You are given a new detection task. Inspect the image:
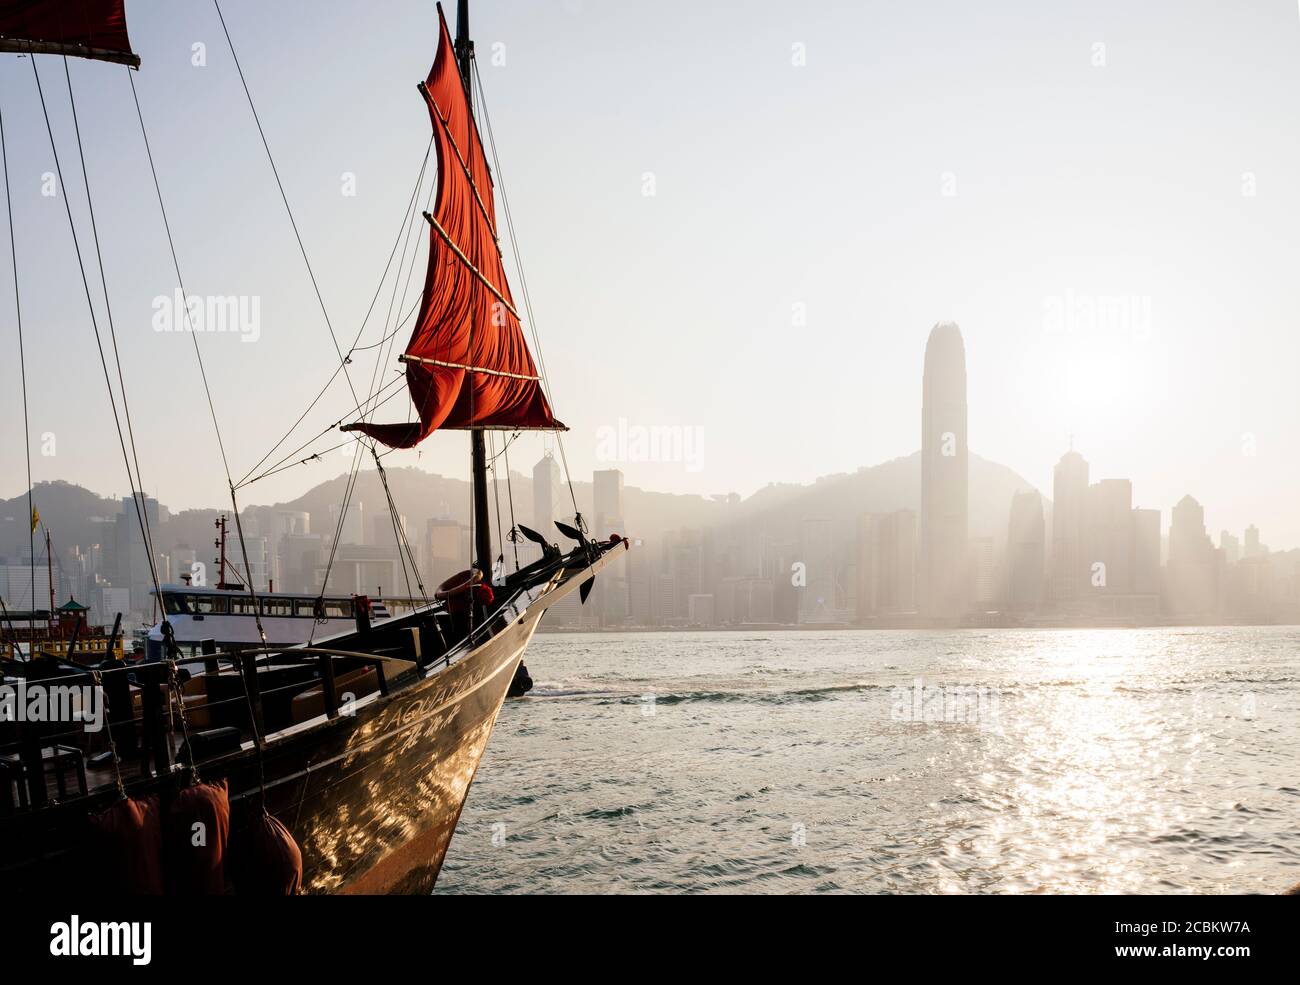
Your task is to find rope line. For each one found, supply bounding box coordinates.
[473,62,580,521]
[503,431,520,571]
[212,0,362,411]
[30,53,161,604]
[0,92,36,643]
[127,68,233,485]
[237,136,433,487]
[66,58,161,602]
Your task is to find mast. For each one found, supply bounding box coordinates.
[45,528,54,628]
[456,0,493,577]
[214,514,237,590]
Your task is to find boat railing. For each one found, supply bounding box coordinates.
[0,563,568,814]
[0,639,422,812]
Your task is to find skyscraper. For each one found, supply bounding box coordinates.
[857,509,917,620]
[113,493,161,617]
[328,500,365,548]
[919,321,968,618]
[424,517,464,583]
[1007,491,1045,612]
[1167,495,1221,616]
[1220,529,1241,565]
[1050,449,1089,605]
[970,536,996,608]
[592,469,625,539]
[1244,524,1265,558]
[592,469,628,625]
[799,517,836,624]
[1085,478,1133,594]
[532,453,561,537]
[1132,508,1162,596]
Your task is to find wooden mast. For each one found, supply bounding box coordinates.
[456,0,493,578]
[45,528,54,628]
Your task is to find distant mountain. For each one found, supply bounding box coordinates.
[251,466,729,546]
[730,451,1045,548]
[0,481,121,560]
[0,453,1044,561]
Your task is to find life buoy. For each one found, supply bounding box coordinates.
[434,568,482,602]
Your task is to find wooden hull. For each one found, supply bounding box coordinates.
[0,540,628,895]
[276,600,539,894]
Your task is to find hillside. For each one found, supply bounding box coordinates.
[0,452,1045,560]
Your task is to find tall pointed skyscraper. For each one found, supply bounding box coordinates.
[920,322,968,618]
[532,453,561,537]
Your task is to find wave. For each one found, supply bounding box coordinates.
[527,683,621,698]
[591,680,893,706]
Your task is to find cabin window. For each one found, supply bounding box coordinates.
[294,599,320,618]
[231,597,258,615]
[163,593,192,615]
[263,598,294,617]
[319,599,352,618]
[191,595,228,615]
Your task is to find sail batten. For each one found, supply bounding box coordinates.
[347,8,560,449]
[423,210,519,319]
[0,0,140,67]
[398,354,540,382]
[423,83,501,254]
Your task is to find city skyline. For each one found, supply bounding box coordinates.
[5,320,1294,631]
[3,0,1298,914]
[1,1,1297,550]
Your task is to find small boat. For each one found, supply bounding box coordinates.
[0,0,627,894]
[146,584,397,653]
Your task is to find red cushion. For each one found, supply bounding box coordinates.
[164,778,230,895]
[88,794,164,894]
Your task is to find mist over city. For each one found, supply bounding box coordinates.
[0,0,1296,945]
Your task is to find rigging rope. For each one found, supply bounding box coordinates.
[65,57,162,585]
[313,439,367,636]
[237,136,434,487]
[212,0,403,616]
[372,447,427,605]
[210,1,436,623]
[127,68,233,487]
[241,375,407,487]
[503,431,520,570]
[489,430,505,577]
[313,153,437,597]
[0,94,35,644]
[29,54,162,604]
[473,62,581,525]
[212,0,363,411]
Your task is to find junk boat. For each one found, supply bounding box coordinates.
[0,0,627,893]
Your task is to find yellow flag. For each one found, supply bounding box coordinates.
[30,507,39,533]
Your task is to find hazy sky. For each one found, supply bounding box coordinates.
[2,0,1298,547]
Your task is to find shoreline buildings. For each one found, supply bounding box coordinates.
[4,328,1296,630]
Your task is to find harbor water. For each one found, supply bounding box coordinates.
[437,628,1300,894]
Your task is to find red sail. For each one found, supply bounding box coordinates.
[0,0,139,67]
[349,9,560,448]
